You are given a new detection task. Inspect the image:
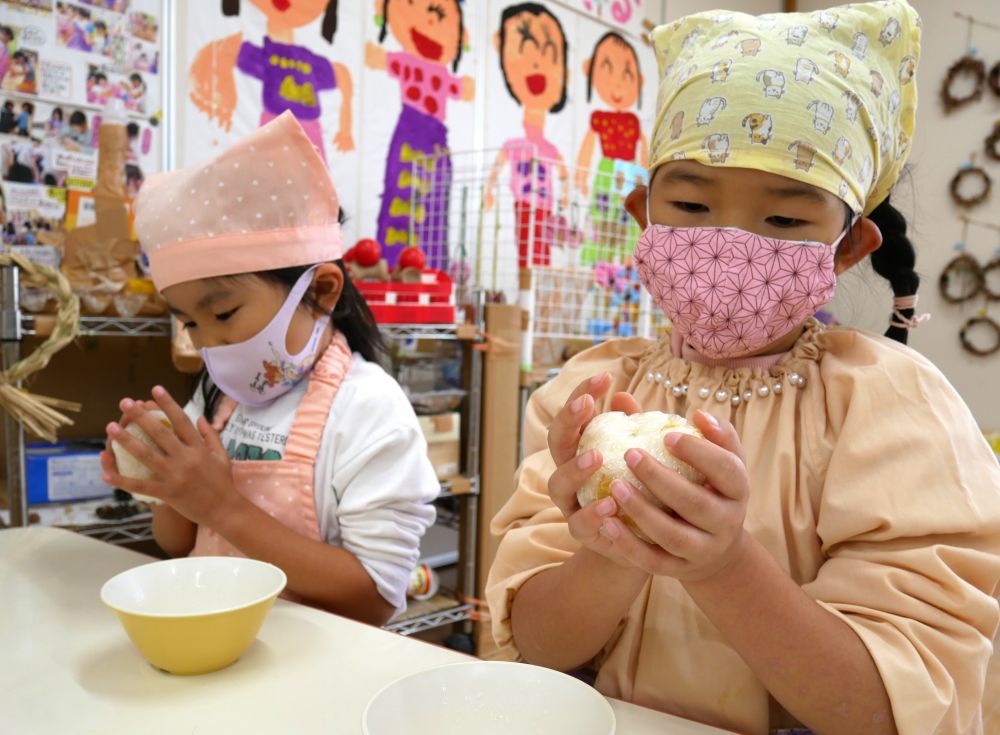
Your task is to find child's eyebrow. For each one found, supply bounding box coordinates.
[763,183,829,204]
[194,290,233,311]
[659,168,714,186]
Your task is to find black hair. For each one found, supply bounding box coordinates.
[126,121,139,137]
[586,31,641,108]
[0,25,14,41]
[197,211,386,421]
[21,101,33,113]
[3,101,13,110]
[379,0,465,73]
[94,20,107,32]
[69,110,87,126]
[869,197,919,345]
[498,3,569,114]
[222,0,339,44]
[130,72,144,84]
[841,196,919,345]
[51,107,64,120]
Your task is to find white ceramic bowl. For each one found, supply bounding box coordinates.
[100,556,286,675]
[363,661,616,735]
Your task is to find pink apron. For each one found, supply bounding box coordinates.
[190,334,353,602]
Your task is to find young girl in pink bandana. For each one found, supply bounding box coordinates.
[487,2,1000,733]
[102,112,439,625]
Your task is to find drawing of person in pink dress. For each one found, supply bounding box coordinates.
[484,3,570,269]
[365,0,474,269]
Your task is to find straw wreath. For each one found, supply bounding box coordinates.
[0,252,81,442]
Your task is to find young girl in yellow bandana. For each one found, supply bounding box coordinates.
[486,2,1000,733]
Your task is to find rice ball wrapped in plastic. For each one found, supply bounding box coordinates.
[576,411,705,542]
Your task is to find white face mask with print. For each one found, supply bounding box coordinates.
[201,267,330,407]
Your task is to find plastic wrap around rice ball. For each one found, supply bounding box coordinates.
[111,409,173,505]
[576,412,705,542]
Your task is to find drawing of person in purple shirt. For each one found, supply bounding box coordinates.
[188,0,353,164]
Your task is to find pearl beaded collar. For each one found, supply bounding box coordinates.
[644,370,808,407]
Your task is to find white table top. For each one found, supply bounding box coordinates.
[0,527,732,734]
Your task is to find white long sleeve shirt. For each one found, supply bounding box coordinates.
[185,353,438,613]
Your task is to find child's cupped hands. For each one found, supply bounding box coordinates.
[547,373,751,583]
[605,406,751,583]
[100,386,236,527]
[547,373,648,569]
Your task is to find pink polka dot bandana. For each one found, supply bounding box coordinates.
[635,225,837,358]
[134,111,343,291]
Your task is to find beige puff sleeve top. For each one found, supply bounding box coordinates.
[486,321,1000,735]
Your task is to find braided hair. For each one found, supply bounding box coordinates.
[868,197,919,345]
[839,195,920,345]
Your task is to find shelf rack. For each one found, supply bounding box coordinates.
[2,267,486,638]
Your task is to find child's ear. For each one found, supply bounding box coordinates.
[625,185,648,228]
[493,30,500,53]
[462,26,469,51]
[582,57,591,77]
[312,263,345,312]
[834,217,882,275]
[375,0,386,18]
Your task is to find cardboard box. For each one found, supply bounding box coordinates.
[26,442,115,504]
[418,413,461,480]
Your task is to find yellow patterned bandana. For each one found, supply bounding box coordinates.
[650,0,921,215]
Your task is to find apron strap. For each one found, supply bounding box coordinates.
[282,331,353,463]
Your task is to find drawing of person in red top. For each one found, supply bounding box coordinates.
[188,0,354,164]
[484,3,570,270]
[365,0,474,269]
[575,31,648,264]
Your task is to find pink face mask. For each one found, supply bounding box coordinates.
[635,216,847,359]
[202,267,330,407]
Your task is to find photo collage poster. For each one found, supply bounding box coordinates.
[1,0,163,248]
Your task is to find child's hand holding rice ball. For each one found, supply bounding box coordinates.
[576,411,704,542]
[548,372,750,582]
[108,407,173,504]
[100,387,237,526]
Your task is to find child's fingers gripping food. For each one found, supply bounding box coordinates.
[148,385,205,447]
[109,407,175,504]
[576,411,704,543]
[546,373,614,469]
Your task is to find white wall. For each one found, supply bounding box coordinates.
[664,0,781,20]
[793,0,1000,429]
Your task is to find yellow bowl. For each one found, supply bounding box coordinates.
[100,556,286,676]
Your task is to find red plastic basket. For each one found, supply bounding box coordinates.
[355,269,456,324]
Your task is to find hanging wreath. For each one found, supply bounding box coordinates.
[941,55,986,112]
[949,165,992,208]
[983,256,1000,301]
[959,315,1000,357]
[938,251,984,303]
[0,252,81,441]
[990,60,1000,97]
[985,121,1000,162]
